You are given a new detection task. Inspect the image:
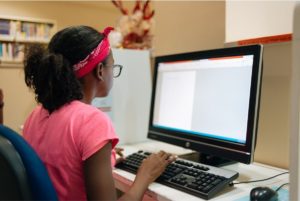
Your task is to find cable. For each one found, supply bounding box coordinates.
[229,172,289,186]
[275,182,289,192]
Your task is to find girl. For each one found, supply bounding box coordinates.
[23,25,175,201]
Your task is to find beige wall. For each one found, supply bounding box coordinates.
[226,1,295,42]
[0,68,36,132]
[153,1,225,56]
[254,43,291,169]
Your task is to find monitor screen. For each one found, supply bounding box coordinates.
[148,45,263,165]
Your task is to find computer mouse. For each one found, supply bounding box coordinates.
[250,186,278,201]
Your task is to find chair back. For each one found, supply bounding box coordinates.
[0,125,58,200]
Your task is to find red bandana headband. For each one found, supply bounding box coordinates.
[73,27,114,78]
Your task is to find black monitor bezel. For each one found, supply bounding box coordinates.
[148,44,263,164]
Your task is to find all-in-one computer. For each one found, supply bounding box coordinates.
[116,44,263,199]
[148,44,263,165]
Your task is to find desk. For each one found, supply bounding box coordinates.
[113,140,289,201]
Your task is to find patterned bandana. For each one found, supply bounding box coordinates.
[73,27,114,78]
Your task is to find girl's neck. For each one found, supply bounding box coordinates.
[79,72,100,105]
[81,90,95,105]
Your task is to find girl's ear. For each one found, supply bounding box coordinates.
[95,63,104,81]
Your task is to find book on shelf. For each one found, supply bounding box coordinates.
[18,22,53,41]
[0,19,10,35]
[0,43,2,57]
[0,19,54,42]
[2,43,7,59]
[0,42,25,62]
[0,17,55,65]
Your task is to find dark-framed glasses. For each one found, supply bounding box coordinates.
[113,64,123,78]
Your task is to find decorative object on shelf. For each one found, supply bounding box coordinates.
[0,16,56,67]
[111,0,155,50]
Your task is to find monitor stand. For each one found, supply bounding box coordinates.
[178,152,236,167]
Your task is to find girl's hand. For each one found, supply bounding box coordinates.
[135,150,177,185]
[115,147,125,164]
[122,150,177,201]
[0,89,3,105]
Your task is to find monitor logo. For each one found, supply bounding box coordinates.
[185,142,190,148]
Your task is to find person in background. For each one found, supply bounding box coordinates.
[0,89,3,124]
[22,25,176,201]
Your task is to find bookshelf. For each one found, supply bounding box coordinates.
[0,15,56,67]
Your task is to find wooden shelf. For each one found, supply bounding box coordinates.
[0,15,56,25]
[0,35,14,42]
[0,35,50,44]
[0,15,56,67]
[0,60,23,68]
[14,37,50,44]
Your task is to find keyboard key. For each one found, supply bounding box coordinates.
[212,179,223,185]
[194,165,210,171]
[187,183,198,190]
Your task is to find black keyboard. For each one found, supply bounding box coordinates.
[115,150,239,200]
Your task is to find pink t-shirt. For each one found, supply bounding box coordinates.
[23,100,119,200]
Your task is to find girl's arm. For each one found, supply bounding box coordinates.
[84,142,175,201]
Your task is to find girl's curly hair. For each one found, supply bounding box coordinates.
[24,26,104,113]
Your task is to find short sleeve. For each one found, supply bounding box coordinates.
[76,110,119,161]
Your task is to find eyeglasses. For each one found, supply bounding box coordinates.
[113,64,123,78]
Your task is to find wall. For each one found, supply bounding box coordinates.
[254,43,291,168]
[226,1,295,42]
[0,68,36,131]
[153,1,225,56]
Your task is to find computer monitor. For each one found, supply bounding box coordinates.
[148,45,263,166]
